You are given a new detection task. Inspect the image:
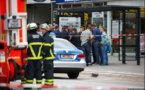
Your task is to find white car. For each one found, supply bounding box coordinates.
[53,38,86,79]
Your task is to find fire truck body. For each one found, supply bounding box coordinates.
[0,0,28,82]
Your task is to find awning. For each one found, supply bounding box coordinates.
[57,5,140,13]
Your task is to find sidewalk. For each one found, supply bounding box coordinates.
[81,56,145,82]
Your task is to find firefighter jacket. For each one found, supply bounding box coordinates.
[42,32,55,60]
[27,32,43,60]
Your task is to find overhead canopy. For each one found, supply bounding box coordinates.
[57,5,140,13]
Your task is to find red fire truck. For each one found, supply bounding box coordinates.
[0,0,28,83]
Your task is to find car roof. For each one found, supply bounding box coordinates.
[54,38,68,41]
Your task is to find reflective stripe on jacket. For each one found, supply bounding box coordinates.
[42,32,55,60]
[27,32,43,60]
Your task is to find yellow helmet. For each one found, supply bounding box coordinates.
[27,23,38,31]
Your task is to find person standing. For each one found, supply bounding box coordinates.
[41,24,55,85]
[100,27,109,66]
[93,25,103,65]
[49,24,54,32]
[80,26,93,66]
[68,24,73,34]
[69,28,79,47]
[21,23,43,85]
[77,26,84,50]
[91,25,96,64]
[60,26,70,40]
[54,26,60,38]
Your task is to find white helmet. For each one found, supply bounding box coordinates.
[27,23,38,31]
[41,23,50,31]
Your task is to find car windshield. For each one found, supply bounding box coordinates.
[54,39,77,49]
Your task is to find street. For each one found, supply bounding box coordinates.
[7,73,144,90]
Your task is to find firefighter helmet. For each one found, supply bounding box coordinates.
[27,23,38,31]
[41,23,50,31]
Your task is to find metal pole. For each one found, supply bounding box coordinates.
[6,0,10,46]
[119,14,120,61]
[122,10,126,64]
[51,2,53,24]
[136,9,140,65]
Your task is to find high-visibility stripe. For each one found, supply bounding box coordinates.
[28,57,43,60]
[44,57,55,60]
[21,78,27,84]
[50,49,55,59]
[43,42,54,46]
[43,43,51,46]
[38,44,43,57]
[45,79,54,82]
[29,42,43,45]
[28,42,43,59]
[29,45,36,57]
[42,51,46,55]
[26,80,33,83]
[44,82,54,85]
[36,80,42,83]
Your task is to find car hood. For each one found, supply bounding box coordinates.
[54,48,83,54]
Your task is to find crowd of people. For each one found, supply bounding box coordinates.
[36,22,111,67]
[21,22,111,86]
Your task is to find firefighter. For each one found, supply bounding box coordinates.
[21,23,43,85]
[41,23,55,85]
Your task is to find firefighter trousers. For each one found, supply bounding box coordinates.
[25,60,42,84]
[43,60,54,85]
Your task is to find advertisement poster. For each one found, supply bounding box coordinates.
[140,35,145,53]
[112,20,122,38]
[59,17,81,31]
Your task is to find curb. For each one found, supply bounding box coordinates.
[80,72,144,82]
[0,83,128,90]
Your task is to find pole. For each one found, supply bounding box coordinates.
[136,9,140,65]
[122,10,126,64]
[107,11,112,55]
[6,0,10,46]
[51,2,53,24]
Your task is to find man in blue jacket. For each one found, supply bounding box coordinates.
[93,25,103,65]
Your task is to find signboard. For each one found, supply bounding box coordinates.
[92,12,104,18]
[112,20,122,38]
[59,17,81,31]
[8,19,21,29]
[27,0,51,4]
[53,10,57,22]
[56,0,105,3]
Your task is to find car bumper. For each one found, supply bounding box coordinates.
[54,58,86,73]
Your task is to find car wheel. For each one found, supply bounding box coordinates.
[67,72,79,79]
[9,59,18,81]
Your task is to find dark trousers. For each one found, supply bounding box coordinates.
[81,43,91,65]
[26,60,42,84]
[43,60,54,85]
[94,41,103,64]
[92,42,96,63]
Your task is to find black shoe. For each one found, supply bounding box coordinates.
[92,62,96,64]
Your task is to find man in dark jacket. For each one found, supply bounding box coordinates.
[69,28,79,47]
[21,23,43,85]
[54,26,60,38]
[60,26,70,40]
[41,24,55,85]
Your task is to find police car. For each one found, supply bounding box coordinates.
[54,38,86,79]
